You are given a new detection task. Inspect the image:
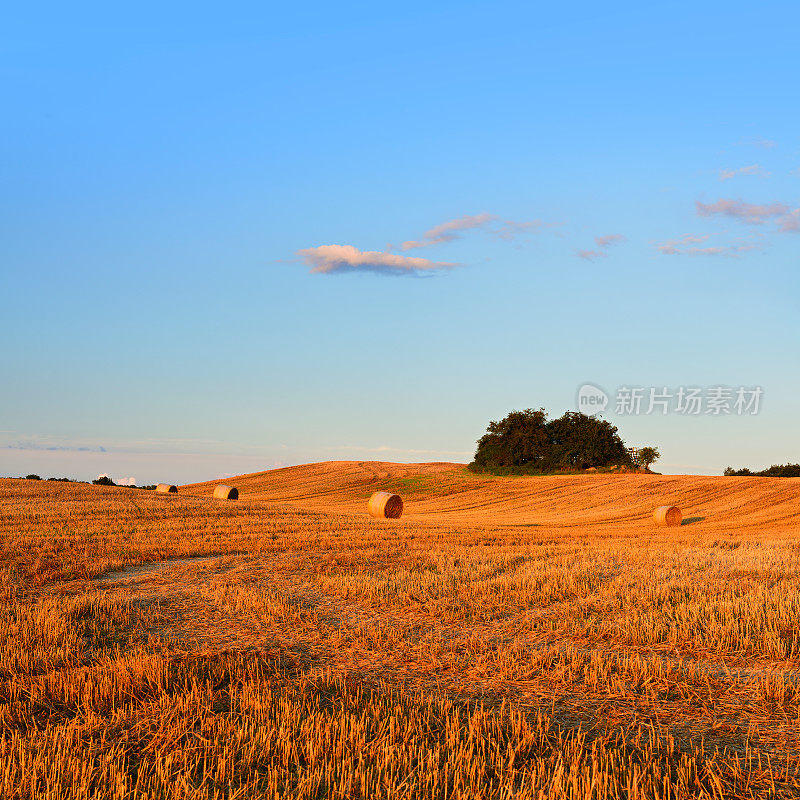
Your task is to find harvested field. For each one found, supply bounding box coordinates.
[0,461,799,798]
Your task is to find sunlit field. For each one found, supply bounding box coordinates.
[1,462,799,798]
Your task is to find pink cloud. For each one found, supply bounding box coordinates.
[401,213,552,250]
[576,234,625,260]
[696,198,789,224]
[296,244,456,276]
[401,213,497,250]
[686,247,729,256]
[655,233,762,257]
[594,234,626,248]
[719,164,770,181]
[696,197,800,232]
[778,209,800,232]
[491,219,544,240]
[657,234,711,254]
[577,249,607,261]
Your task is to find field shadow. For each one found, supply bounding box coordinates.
[681,516,706,525]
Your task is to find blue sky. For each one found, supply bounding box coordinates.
[1,1,798,484]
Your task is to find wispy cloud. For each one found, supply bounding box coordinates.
[719,164,770,181]
[686,245,757,256]
[401,213,497,250]
[655,233,710,254]
[778,209,800,232]
[400,213,550,250]
[4,440,107,452]
[576,233,625,260]
[490,219,545,240]
[296,245,456,276]
[576,249,607,261]
[333,445,472,457]
[696,197,799,232]
[696,198,789,224]
[655,233,762,257]
[594,234,626,248]
[295,212,555,276]
[738,137,777,149]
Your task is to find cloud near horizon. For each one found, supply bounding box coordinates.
[4,440,107,453]
[297,244,456,276]
[333,444,472,457]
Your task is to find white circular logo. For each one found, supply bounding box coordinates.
[577,383,609,415]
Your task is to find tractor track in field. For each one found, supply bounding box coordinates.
[88,549,800,763]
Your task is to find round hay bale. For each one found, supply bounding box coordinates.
[156,484,177,494]
[368,491,403,519]
[653,505,682,527]
[213,484,239,500]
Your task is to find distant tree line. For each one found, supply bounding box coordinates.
[3,475,156,489]
[91,476,155,489]
[724,463,800,478]
[470,408,658,474]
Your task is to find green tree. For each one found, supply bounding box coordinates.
[471,408,634,473]
[637,447,660,470]
[725,463,799,477]
[472,408,550,470]
[547,412,631,470]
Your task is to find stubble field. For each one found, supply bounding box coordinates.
[0,461,799,798]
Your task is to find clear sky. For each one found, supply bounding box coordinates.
[2,1,798,485]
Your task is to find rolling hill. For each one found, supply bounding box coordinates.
[182,460,798,532]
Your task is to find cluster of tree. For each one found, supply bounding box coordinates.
[635,447,661,470]
[3,475,82,482]
[470,408,658,474]
[7,474,157,489]
[724,463,800,478]
[91,476,157,489]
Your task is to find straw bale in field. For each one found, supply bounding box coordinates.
[368,491,403,518]
[213,485,239,500]
[653,505,682,526]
